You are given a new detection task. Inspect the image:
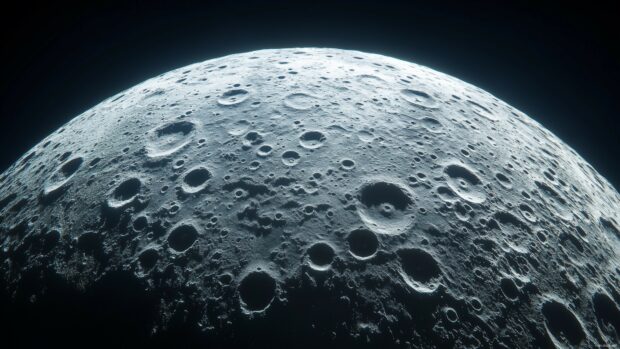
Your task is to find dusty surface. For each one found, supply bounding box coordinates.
[1,48,619,348]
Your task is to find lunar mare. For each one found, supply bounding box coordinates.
[1,48,619,348]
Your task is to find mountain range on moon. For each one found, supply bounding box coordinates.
[1,48,619,348]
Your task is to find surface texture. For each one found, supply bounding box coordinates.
[1,48,619,348]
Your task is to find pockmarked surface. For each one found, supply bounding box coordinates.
[1,48,619,348]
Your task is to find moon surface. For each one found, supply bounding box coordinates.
[1,48,619,348]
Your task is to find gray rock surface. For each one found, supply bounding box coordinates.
[1,48,619,348]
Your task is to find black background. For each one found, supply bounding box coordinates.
[1,0,619,191]
[1,1,620,346]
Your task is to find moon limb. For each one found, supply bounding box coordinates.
[1,48,619,348]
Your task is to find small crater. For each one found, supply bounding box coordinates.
[139,248,159,270]
[227,119,251,136]
[256,144,274,157]
[536,230,548,243]
[397,248,442,293]
[307,242,335,270]
[132,216,148,231]
[281,150,301,166]
[41,157,84,201]
[108,177,141,208]
[299,130,326,149]
[60,157,83,177]
[467,100,498,121]
[358,74,386,87]
[397,248,441,283]
[114,178,141,201]
[347,229,378,259]
[244,131,264,146]
[518,203,537,223]
[358,180,414,235]
[182,167,211,193]
[592,292,620,337]
[167,223,199,252]
[495,172,512,188]
[400,89,438,109]
[239,271,276,312]
[147,120,195,158]
[500,278,519,300]
[284,92,316,110]
[340,159,355,170]
[217,89,249,106]
[444,163,485,203]
[444,307,459,323]
[357,130,375,143]
[541,299,586,346]
[419,117,443,132]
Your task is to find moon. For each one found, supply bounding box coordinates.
[1,48,619,348]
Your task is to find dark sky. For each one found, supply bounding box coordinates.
[1,0,619,189]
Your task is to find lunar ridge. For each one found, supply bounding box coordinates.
[1,48,619,348]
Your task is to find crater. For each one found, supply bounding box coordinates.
[518,203,537,223]
[307,242,335,270]
[444,163,486,204]
[256,144,274,157]
[592,292,620,337]
[357,130,375,143]
[182,166,211,194]
[541,299,586,346]
[217,89,249,106]
[299,130,326,149]
[357,74,386,87]
[340,159,355,170]
[467,100,499,121]
[281,150,301,166]
[347,228,378,260]
[41,156,84,202]
[167,223,199,252]
[139,248,159,270]
[146,120,196,158]
[419,117,443,133]
[284,92,316,110]
[500,278,519,300]
[239,270,276,312]
[227,119,250,136]
[107,177,141,208]
[397,248,442,293]
[358,180,415,235]
[495,172,512,189]
[400,89,438,109]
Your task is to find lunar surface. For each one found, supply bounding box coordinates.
[1,48,619,348]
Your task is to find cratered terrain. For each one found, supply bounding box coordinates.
[1,48,619,348]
